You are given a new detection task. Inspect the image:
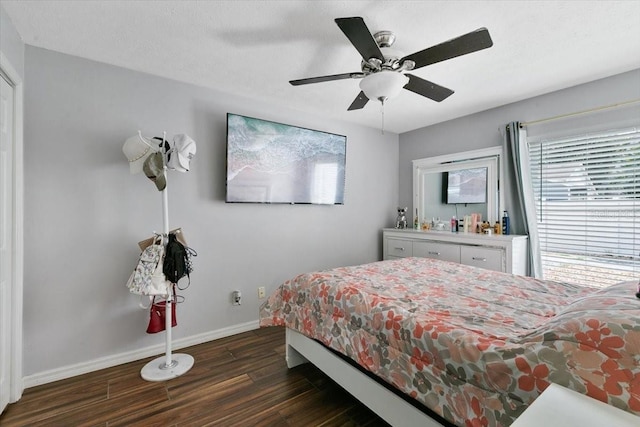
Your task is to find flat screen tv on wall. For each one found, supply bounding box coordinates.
[225,113,347,204]
[444,167,488,204]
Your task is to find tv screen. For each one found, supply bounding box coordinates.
[226,113,346,204]
[445,167,487,204]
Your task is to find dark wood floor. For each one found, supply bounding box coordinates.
[0,326,389,426]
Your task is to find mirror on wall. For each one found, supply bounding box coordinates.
[413,147,503,228]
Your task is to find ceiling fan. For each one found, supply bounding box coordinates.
[290,17,493,111]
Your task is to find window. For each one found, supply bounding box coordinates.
[528,127,639,288]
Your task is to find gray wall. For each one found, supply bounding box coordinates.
[0,5,24,78]
[23,46,399,377]
[399,69,640,233]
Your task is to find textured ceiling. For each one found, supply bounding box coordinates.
[3,0,640,133]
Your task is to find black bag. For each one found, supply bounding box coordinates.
[163,233,196,287]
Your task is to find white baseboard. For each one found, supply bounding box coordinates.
[22,320,260,389]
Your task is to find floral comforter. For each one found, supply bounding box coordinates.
[259,257,640,426]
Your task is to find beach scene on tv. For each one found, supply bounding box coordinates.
[226,114,346,204]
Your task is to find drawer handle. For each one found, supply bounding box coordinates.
[428,251,441,255]
[394,247,405,251]
[472,257,487,262]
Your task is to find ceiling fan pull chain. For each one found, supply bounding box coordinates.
[380,98,385,134]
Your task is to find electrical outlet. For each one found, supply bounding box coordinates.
[258,287,266,299]
[232,290,242,305]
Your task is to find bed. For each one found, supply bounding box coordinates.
[258,257,640,426]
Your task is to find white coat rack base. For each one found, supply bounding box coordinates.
[141,353,194,382]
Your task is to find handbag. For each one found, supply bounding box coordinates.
[146,289,178,334]
[127,235,170,296]
[147,254,171,296]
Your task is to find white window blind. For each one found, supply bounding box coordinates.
[528,127,639,288]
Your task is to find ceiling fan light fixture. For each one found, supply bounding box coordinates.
[359,71,409,102]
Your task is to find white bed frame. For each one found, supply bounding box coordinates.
[285,328,445,427]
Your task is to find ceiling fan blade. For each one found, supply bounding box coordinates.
[404,74,454,102]
[401,27,493,70]
[289,72,364,86]
[335,17,384,62]
[347,91,369,110]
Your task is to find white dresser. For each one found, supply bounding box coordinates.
[383,228,529,275]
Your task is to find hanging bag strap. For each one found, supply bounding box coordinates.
[139,295,153,310]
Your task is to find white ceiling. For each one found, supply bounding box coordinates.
[3,0,640,133]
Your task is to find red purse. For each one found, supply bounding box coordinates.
[146,295,177,334]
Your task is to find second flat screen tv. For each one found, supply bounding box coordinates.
[226,113,346,204]
[445,167,488,204]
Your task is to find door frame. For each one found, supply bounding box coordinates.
[0,50,24,404]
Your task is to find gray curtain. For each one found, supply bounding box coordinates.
[503,122,542,278]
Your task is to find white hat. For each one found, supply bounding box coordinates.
[123,134,161,174]
[167,134,196,172]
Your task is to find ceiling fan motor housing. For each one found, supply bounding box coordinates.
[361,32,414,74]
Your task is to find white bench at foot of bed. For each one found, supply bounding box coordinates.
[511,382,639,427]
[285,328,445,427]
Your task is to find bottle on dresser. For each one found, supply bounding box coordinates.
[502,210,510,235]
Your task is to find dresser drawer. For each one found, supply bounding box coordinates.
[382,229,527,274]
[413,241,460,263]
[460,246,504,272]
[387,238,413,258]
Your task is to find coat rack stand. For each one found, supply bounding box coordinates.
[140,132,194,381]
